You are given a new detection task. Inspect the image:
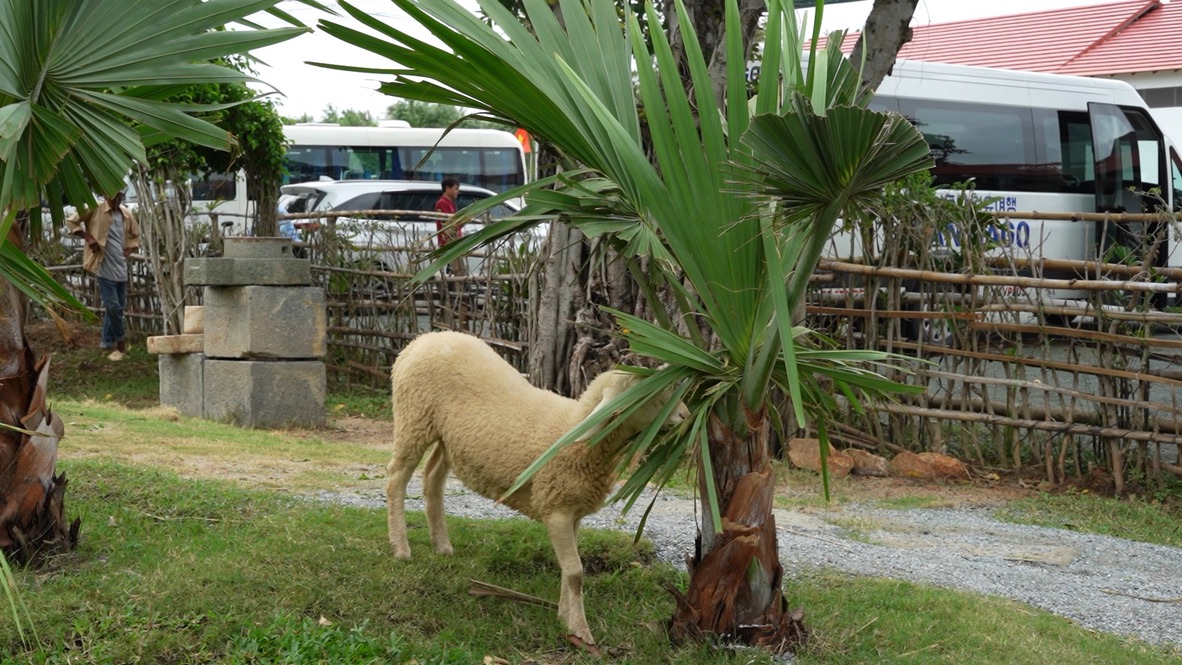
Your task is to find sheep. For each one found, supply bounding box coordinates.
[386,330,689,646]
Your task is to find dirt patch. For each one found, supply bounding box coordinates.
[314,416,391,451]
[816,474,1029,506]
[25,318,100,352]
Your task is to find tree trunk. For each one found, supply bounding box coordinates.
[0,227,79,564]
[133,165,193,335]
[669,408,806,651]
[851,0,921,93]
[665,0,764,107]
[250,172,279,238]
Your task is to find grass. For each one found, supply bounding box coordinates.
[45,331,395,420]
[47,340,161,408]
[998,492,1182,549]
[55,399,391,493]
[19,326,1182,662]
[4,459,1180,664]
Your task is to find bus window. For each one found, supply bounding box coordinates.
[286,146,337,183]
[482,148,525,191]
[1036,110,1093,193]
[895,98,1040,191]
[190,172,237,201]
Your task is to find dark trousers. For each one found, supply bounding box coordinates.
[97,276,127,349]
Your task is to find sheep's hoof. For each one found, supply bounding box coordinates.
[390,546,412,560]
[566,634,600,656]
[435,544,454,556]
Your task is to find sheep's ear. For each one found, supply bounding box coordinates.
[574,377,626,444]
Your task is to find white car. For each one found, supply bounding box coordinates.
[278,180,541,275]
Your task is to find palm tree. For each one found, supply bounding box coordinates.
[0,0,307,563]
[319,0,932,650]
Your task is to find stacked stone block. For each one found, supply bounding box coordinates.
[148,237,326,428]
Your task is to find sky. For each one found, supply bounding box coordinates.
[250,0,1122,121]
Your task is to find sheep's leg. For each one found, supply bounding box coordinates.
[546,511,593,645]
[386,435,429,559]
[422,444,453,555]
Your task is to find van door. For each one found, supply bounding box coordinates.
[1088,102,1168,268]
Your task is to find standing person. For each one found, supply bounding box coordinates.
[433,177,461,247]
[434,177,466,276]
[66,189,140,361]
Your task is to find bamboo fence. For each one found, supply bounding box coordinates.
[30,209,542,391]
[27,203,1182,491]
[809,205,1182,492]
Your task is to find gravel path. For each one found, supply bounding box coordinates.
[313,477,1182,650]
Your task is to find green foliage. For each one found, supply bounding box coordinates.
[385,99,502,129]
[320,103,378,127]
[281,112,315,125]
[0,0,304,216]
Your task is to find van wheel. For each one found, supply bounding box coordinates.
[349,260,393,302]
[901,288,958,347]
[901,312,956,346]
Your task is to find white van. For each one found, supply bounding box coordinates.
[831,60,1182,301]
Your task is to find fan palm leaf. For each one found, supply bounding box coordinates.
[0,0,307,311]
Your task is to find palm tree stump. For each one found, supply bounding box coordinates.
[669,411,807,652]
[0,276,79,564]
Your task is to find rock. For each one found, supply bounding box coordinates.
[888,451,969,480]
[146,334,204,355]
[845,449,890,477]
[786,438,854,478]
[183,306,204,334]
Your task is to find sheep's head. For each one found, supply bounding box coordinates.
[578,371,690,444]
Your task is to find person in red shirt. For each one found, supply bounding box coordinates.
[434,177,460,248]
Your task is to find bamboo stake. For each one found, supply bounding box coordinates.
[469,579,558,610]
[965,321,1182,351]
[876,404,1182,446]
[990,211,1180,223]
[974,302,1182,325]
[915,368,1182,420]
[885,340,1182,390]
[980,256,1182,281]
[818,259,1182,293]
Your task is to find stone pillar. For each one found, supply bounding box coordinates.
[149,237,327,428]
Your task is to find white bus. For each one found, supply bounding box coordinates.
[186,124,529,234]
[281,124,528,194]
[831,60,1182,305]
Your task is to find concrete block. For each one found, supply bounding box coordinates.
[147,334,204,355]
[183,306,204,334]
[184,257,311,287]
[159,353,204,418]
[223,236,296,259]
[203,286,326,359]
[203,359,326,428]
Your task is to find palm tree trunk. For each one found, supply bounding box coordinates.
[0,227,79,564]
[669,408,806,652]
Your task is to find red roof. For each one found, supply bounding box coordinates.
[826,0,1182,76]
